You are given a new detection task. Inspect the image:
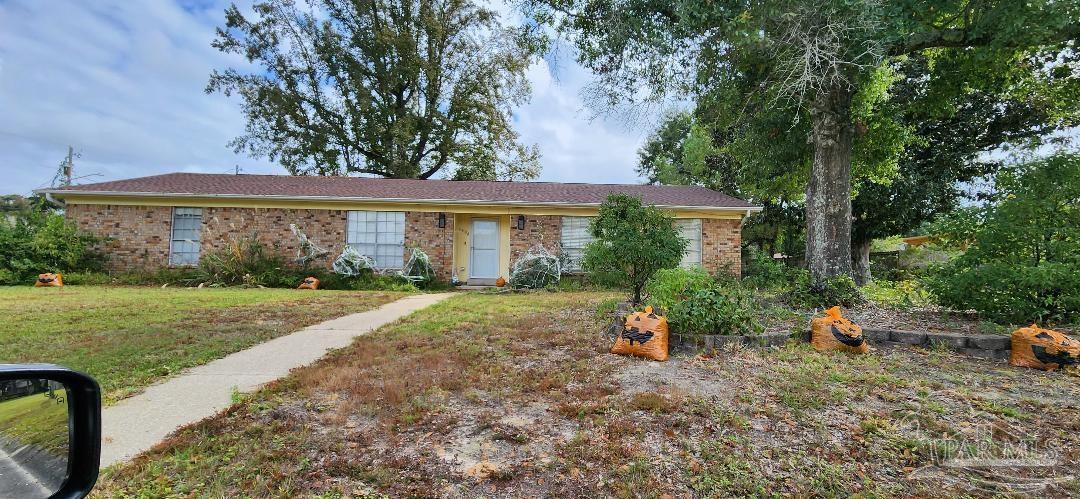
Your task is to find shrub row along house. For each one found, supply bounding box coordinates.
[41,173,759,284]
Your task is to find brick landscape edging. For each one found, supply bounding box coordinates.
[608,303,1011,360]
[860,328,1011,361]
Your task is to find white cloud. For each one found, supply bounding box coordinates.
[0,0,654,195]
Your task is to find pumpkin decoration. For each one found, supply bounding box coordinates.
[495,276,507,287]
[34,273,63,287]
[1010,325,1079,371]
[810,306,868,354]
[297,276,320,290]
[611,306,669,361]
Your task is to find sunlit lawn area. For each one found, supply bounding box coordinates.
[0,390,69,457]
[0,286,406,404]
[97,292,1078,497]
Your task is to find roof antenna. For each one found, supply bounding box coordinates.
[234,164,242,175]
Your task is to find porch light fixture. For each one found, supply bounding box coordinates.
[437,212,446,228]
[516,215,526,230]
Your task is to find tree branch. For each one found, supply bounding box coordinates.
[891,23,1080,56]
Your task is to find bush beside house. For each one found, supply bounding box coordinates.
[0,202,104,285]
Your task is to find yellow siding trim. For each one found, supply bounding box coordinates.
[498,214,511,281]
[58,194,747,220]
[453,214,469,282]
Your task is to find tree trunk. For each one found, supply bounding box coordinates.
[853,238,872,286]
[805,85,855,284]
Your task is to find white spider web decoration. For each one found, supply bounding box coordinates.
[332,245,376,276]
[399,246,435,284]
[509,244,561,289]
[289,223,329,265]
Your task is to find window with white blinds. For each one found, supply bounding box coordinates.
[560,216,594,272]
[169,207,202,266]
[346,211,405,269]
[676,218,703,268]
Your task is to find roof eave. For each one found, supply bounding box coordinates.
[39,189,763,213]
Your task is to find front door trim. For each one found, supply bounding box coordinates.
[469,218,499,279]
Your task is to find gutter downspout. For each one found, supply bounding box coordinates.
[739,208,753,229]
[44,192,65,210]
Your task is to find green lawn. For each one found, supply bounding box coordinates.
[0,286,406,404]
[0,390,69,458]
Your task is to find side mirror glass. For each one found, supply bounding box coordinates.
[0,366,100,499]
[0,378,70,497]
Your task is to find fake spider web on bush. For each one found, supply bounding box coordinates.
[509,244,561,289]
[399,247,436,285]
[332,245,375,276]
[289,224,329,265]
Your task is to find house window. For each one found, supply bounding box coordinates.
[169,207,202,266]
[560,216,594,273]
[347,211,405,269]
[676,218,702,268]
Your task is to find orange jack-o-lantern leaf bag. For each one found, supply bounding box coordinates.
[810,306,868,354]
[297,277,320,290]
[1010,325,1079,371]
[611,306,669,361]
[35,273,63,287]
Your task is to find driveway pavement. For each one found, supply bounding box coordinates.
[99,292,455,467]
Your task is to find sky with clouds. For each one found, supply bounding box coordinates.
[0,0,659,196]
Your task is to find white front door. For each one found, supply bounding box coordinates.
[470,219,499,278]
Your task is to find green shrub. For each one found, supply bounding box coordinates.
[61,271,115,286]
[0,206,104,285]
[316,272,418,292]
[189,233,419,291]
[925,153,1079,324]
[784,272,863,309]
[114,268,202,285]
[668,284,763,336]
[927,261,1078,325]
[191,233,294,287]
[644,267,713,313]
[861,280,934,309]
[742,249,794,289]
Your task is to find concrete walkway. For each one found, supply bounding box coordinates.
[100,292,455,467]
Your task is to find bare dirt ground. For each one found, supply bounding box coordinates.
[99,292,1079,498]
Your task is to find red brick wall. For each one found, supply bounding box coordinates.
[404,211,455,281]
[509,214,561,263]
[67,203,745,280]
[702,218,742,276]
[199,207,348,269]
[66,204,173,271]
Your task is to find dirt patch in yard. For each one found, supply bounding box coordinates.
[98,292,1079,498]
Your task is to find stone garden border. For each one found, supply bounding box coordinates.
[607,302,1011,361]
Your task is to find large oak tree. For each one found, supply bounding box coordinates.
[638,52,1076,284]
[524,0,1078,284]
[210,0,540,180]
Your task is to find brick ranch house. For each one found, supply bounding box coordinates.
[41,173,760,284]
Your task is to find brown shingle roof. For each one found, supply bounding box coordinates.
[49,172,755,209]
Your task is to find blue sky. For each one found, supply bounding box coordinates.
[0,0,657,195]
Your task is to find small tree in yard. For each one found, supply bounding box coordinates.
[582,194,686,305]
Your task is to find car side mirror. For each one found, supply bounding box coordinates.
[0,365,101,499]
